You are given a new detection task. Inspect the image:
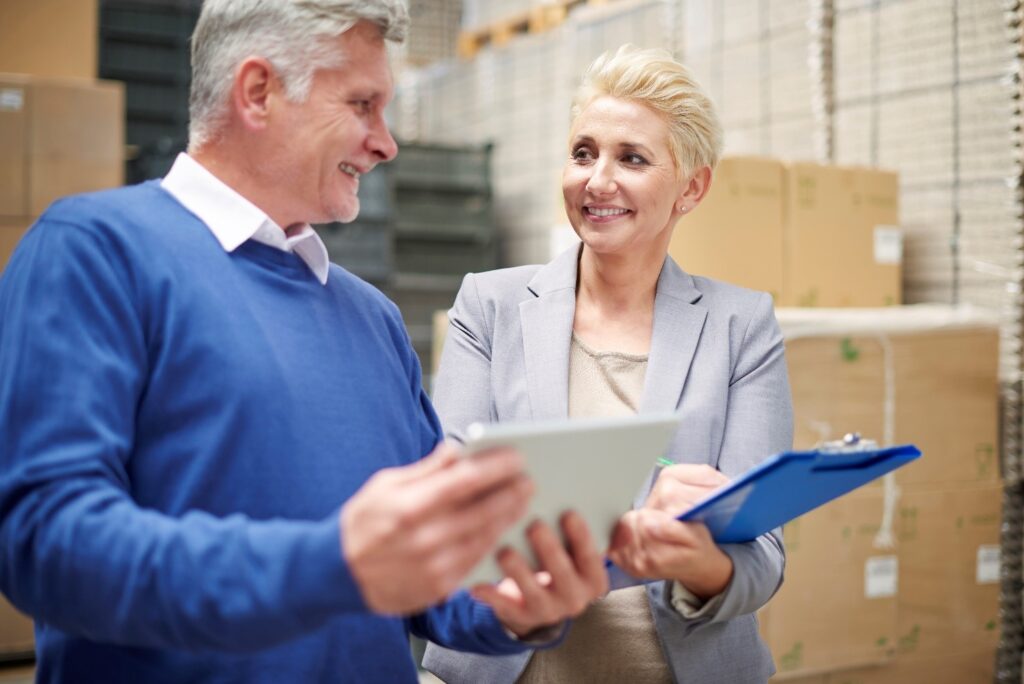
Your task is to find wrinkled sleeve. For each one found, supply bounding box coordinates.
[654,292,792,626]
[409,591,557,655]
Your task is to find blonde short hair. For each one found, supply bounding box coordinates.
[572,45,723,177]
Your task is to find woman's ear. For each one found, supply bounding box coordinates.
[676,166,713,214]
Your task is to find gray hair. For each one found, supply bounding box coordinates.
[189,0,409,148]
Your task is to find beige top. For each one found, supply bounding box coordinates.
[517,334,673,684]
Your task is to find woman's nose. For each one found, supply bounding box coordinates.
[585,160,617,195]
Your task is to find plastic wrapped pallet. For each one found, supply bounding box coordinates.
[679,0,827,161]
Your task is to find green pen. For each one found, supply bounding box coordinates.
[656,456,675,468]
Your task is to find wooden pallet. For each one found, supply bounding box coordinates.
[457,0,612,59]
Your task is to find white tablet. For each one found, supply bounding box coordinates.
[460,413,681,586]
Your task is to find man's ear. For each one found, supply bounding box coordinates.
[231,56,278,132]
[675,166,713,215]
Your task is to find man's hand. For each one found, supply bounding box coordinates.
[340,441,533,615]
[470,511,609,638]
[606,463,733,599]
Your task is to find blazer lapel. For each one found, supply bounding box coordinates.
[639,257,707,414]
[519,246,581,421]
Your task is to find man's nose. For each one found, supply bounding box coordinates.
[368,114,398,162]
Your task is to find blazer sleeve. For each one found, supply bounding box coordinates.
[652,291,792,628]
[431,272,495,441]
[710,291,792,623]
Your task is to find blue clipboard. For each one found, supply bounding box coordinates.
[677,443,921,543]
[606,441,920,589]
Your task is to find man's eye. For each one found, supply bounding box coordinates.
[352,100,372,114]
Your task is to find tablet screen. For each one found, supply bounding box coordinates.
[461,413,681,585]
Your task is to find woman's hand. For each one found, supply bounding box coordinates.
[607,463,733,599]
[608,509,733,599]
[646,463,728,514]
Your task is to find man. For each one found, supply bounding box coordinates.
[0,1,608,682]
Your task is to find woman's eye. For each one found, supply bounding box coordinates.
[571,148,594,161]
[624,153,647,165]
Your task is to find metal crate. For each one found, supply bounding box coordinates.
[393,238,497,276]
[391,142,493,193]
[315,221,393,285]
[354,165,394,224]
[393,187,494,242]
[100,1,200,181]
[385,273,462,376]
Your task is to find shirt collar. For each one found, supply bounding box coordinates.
[161,153,330,285]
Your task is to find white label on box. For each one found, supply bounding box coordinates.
[0,88,24,112]
[874,226,903,265]
[977,544,1000,584]
[865,555,898,598]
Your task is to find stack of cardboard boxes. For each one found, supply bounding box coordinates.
[0,73,125,270]
[0,1,124,273]
[763,307,1001,682]
[669,156,902,308]
[668,156,1001,679]
[0,0,125,658]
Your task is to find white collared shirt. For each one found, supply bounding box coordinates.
[161,153,330,285]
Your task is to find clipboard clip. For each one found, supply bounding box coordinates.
[812,432,894,472]
[817,432,879,454]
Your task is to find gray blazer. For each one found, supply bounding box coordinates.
[423,245,793,684]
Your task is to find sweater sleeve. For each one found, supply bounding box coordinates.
[0,214,367,652]
[408,592,544,656]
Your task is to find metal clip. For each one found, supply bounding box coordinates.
[817,432,880,453]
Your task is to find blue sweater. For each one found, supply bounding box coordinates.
[0,183,525,682]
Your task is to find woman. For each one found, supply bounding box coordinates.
[423,45,793,683]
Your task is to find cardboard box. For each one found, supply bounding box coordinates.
[668,158,901,307]
[0,74,124,218]
[0,0,98,79]
[0,219,33,273]
[894,485,1001,658]
[786,163,901,307]
[760,491,898,678]
[669,156,786,301]
[772,674,827,684]
[824,647,994,684]
[762,484,1001,680]
[778,306,1000,489]
[0,595,33,657]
